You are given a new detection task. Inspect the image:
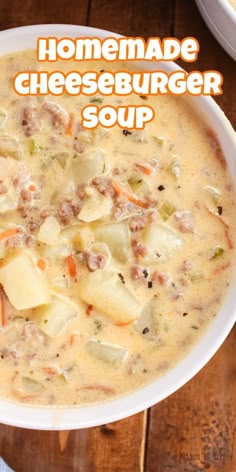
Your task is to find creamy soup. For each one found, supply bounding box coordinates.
[0,50,235,406]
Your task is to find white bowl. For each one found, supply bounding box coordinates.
[0,24,235,430]
[196,0,236,60]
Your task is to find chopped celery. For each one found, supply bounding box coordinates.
[133,130,148,143]
[153,136,165,146]
[0,136,20,159]
[90,97,103,104]
[28,138,39,155]
[190,271,205,282]
[128,177,149,196]
[0,110,7,128]
[22,377,44,392]
[13,376,44,396]
[52,152,70,169]
[166,155,181,178]
[86,339,128,364]
[209,246,224,260]
[158,201,176,220]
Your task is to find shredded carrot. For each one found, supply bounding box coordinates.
[116,320,134,327]
[65,112,74,135]
[86,304,93,316]
[29,184,36,192]
[224,228,234,250]
[43,366,60,375]
[37,258,46,270]
[69,331,79,345]
[0,227,20,242]
[112,181,149,209]
[0,292,6,327]
[80,384,115,394]
[212,261,231,275]
[136,163,153,175]
[66,254,77,277]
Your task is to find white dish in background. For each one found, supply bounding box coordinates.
[196,0,236,60]
[0,24,235,430]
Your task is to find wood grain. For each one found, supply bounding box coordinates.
[0,0,89,30]
[0,412,146,472]
[146,328,236,472]
[0,1,235,472]
[89,0,174,37]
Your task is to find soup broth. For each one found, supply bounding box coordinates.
[0,50,235,406]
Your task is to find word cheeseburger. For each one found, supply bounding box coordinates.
[13,37,223,129]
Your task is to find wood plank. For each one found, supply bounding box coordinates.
[146,327,236,472]
[0,0,89,30]
[89,0,174,37]
[0,412,146,472]
[174,0,236,128]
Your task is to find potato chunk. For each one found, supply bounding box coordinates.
[38,216,61,245]
[35,293,79,337]
[142,223,183,261]
[78,189,113,223]
[94,221,130,263]
[77,270,141,324]
[0,251,51,310]
[71,148,105,184]
[0,183,19,214]
[86,339,128,364]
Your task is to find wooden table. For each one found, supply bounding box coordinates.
[0,1,235,470]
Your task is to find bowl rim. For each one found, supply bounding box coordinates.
[0,24,235,430]
[195,0,236,60]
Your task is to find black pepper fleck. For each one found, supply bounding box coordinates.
[217,206,223,215]
[183,312,188,317]
[142,327,150,335]
[143,269,148,278]
[118,273,125,284]
[123,130,132,136]
[158,185,165,191]
[148,281,153,288]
